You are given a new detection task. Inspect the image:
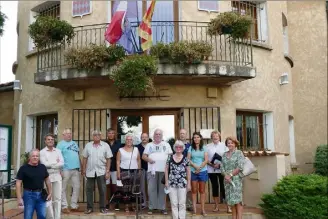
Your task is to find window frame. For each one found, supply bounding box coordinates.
[198,0,219,13]
[36,114,58,150]
[236,111,264,151]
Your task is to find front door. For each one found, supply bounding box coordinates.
[111,109,180,145]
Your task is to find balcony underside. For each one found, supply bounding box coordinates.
[34,62,256,89]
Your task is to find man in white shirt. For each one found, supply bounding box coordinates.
[82,130,112,214]
[40,133,64,219]
[206,130,231,212]
[142,129,173,215]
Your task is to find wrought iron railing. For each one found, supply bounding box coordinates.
[0,179,18,219]
[36,21,253,73]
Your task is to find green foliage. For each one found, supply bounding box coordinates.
[65,44,125,71]
[0,8,6,36]
[208,12,253,39]
[20,152,29,165]
[28,16,75,48]
[111,55,158,97]
[314,144,328,176]
[150,41,213,64]
[260,174,328,219]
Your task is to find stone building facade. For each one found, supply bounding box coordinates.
[1,0,326,206]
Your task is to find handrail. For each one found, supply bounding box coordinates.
[0,180,16,190]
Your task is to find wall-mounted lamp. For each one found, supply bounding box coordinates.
[279,73,289,85]
[13,80,22,91]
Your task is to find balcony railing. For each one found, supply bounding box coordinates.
[36,21,253,73]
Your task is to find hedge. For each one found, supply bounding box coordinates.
[314,144,328,176]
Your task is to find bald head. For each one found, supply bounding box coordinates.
[179,129,187,142]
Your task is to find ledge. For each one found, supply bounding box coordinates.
[284,54,294,68]
[34,62,257,89]
[251,41,273,51]
[243,150,289,157]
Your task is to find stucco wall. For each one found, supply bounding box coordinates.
[0,91,14,126]
[287,1,328,173]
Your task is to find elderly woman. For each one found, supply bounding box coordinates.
[164,140,191,219]
[187,132,208,216]
[142,129,173,215]
[116,134,141,213]
[221,136,245,219]
[206,130,231,212]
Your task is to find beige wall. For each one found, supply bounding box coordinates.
[0,91,14,126]
[288,1,328,173]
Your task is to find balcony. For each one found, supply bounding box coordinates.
[34,21,256,89]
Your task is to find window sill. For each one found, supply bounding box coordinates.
[251,41,273,51]
[284,54,294,68]
[243,150,289,157]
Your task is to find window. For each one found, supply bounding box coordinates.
[198,0,219,12]
[36,114,58,149]
[232,1,268,42]
[236,111,264,150]
[29,2,61,51]
[72,0,92,17]
[282,12,289,55]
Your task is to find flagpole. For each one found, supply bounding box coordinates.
[136,0,142,53]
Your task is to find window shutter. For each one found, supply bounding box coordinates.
[72,0,92,17]
[198,1,219,12]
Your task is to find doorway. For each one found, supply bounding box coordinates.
[111,109,180,145]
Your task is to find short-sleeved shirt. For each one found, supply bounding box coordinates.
[56,140,80,170]
[188,146,208,173]
[167,155,189,188]
[206,142,228,173]
[136,143,148,171]
[105,140,122,172]
[82,141,113,178]
[143,141,173,172]
[16,164,49,190]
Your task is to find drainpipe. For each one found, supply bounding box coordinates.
[16,103,22,171]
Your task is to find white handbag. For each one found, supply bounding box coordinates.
[240,157,257,177]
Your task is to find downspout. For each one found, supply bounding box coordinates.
[16,103,22,171]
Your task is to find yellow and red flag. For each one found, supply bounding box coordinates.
[139,0,156,51]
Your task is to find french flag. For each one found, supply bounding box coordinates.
[105,1,128,44]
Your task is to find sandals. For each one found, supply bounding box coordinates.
[213,205,219,212]
[125,208,130,213]
[201,211,207,216]
[227,206,232,213]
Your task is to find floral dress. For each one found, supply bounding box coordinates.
[167,155,189,188]
[221,149,245,206]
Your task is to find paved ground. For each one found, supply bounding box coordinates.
[5,203,263,219]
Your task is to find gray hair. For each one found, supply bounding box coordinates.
[125,134,133,140]
[92,130,102,135]
[62,128,72,134]
[153,128,163,140]
[29,149,40,158]
[173,140,185,152]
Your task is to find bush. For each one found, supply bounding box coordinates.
[0,8,7,36]
[207,12,253,39]
[314,144,328,176]
[111,55,158,97]
[65,44,125,71]
[29,16,75,48]
[150,41,213,65]
[260,174,328,219]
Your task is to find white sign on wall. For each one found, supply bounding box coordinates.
[0,127,9,171]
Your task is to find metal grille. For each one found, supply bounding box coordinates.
[39,3,60,19]
[72,109,109,202]
[180,107,220,203]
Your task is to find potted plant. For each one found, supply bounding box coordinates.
[20,152,29,165]
[208,12,253,39]
[110,55,158,97]
[29,16,75,48]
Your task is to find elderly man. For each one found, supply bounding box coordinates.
[136,133,150,209]
[40,134,64,219]
[142,129,173,215]
[16,149,52,219]
[82,130,113,214]
[56,128,81,213]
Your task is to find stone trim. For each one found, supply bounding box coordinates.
[243,150,289,157]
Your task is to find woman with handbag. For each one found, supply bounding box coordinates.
[116,135,141,213]
[164,140,191,219]
[221,136,245,219]
[187,132,208,216]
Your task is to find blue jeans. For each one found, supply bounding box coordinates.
[23,190,46,219]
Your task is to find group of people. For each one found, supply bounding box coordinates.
[16,127,246,219]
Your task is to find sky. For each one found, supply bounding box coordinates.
[0,1,17,83]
